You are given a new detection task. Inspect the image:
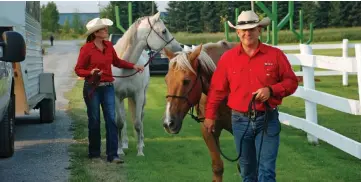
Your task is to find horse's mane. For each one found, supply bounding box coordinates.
[170,50,216,75]
[113,17,147,59]
[169,40,234,75]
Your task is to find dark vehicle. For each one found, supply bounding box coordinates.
[0,31,26,158]
[147,50,169,75]
[109,33,170,75]
[109,33,123,45]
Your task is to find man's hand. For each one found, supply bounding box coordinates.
[252,87,271,102]
[133,65,144,73]
[204,118,215,133]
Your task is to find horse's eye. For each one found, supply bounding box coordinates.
[183,79,190,85]
[162,29,167,34]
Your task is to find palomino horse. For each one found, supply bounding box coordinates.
[112,12,182,156]
[162,40,238,182]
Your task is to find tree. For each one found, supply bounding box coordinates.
[165,1,180,32]
[63,18,70,33]
[72,9,83,34]
[41,2,60,32]
[98,1,158,34]
[186,2,202,33]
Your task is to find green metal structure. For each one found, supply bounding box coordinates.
[114,2,133,33]
[224,1,314,45]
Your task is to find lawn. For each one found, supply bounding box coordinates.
[65,72,361,182]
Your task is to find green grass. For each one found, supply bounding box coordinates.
[65,72,361,181]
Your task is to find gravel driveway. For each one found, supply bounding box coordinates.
[0,40,82,182]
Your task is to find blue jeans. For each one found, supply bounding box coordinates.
[232,109,281,182]
[83,81,119,161]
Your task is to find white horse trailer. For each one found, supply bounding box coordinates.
[0,1,56,157]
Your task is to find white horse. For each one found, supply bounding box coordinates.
[112,12,182,156]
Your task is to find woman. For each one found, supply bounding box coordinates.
[74,18,144,163]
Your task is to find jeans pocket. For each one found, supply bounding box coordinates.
[231,113,240,121]
[264,120,281,137]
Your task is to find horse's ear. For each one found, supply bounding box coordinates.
[151,12,161,22]
[189,44,202,62]
[163,48,176,60]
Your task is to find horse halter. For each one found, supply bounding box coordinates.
[145,17,174,53]
[165,64,203,107]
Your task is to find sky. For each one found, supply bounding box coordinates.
[40,1,169,13]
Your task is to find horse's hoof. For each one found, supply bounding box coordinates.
[137,152,144,156]
[122,143,129,149]
[117,149,125,156]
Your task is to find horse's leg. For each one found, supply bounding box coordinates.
[131,92,145,156]
[115,96,127,155]
[201,124,224,182]
[121,102,128,149]
[197,94,224,182]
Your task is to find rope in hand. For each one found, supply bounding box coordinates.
[86,48,163,99]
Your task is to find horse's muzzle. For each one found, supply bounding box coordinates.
[163,117,182,134]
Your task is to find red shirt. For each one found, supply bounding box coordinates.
[74,40,135,82]
[205,42,299,120]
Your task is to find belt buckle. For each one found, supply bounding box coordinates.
[99,82,112,86]
[249,110,256,118]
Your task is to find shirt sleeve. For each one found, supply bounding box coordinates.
[111,47,135,69]
[74,46,92,77]
[205,54,230,120]
[270,49,299,98]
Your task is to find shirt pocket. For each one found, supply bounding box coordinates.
[228,66,244,92]
[257,62,279,86]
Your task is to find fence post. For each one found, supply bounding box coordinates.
[355,44,361,112]
[342,39,349,86]
[300,44,319,145]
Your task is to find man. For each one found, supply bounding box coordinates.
[50,34,54,46]
[204,10,298,182]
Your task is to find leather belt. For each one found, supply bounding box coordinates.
[232,109,265,118]
[98,82,113,86]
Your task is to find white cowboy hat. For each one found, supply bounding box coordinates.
[84,18,113,36]
[228,10,270,30]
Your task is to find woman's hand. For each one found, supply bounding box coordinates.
[133,65,145,73]
[91,68,102,75]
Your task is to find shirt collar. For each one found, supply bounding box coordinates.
[238,40,267,55]
[91,40,108,49]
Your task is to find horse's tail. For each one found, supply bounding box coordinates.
[128,98,136,124]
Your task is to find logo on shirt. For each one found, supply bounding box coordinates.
[264,62,275,76]
[264,62,274,66]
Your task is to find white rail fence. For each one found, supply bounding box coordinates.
[182,41,361,160]
[276,39,359,86]
[281,44,361,160]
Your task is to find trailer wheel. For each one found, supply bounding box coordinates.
[40,97,55,123]
[0,93,15,158]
